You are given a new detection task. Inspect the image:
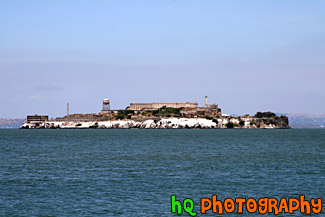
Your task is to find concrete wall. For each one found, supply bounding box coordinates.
[128,102,198,110]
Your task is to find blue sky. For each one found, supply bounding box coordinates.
[1,0,324,118]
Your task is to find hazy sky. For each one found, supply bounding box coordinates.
[1,0,324,118]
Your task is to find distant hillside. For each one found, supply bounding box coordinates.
[285,114,325,128]
[0,119,26,128]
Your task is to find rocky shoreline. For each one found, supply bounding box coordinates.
[20,117,289,129]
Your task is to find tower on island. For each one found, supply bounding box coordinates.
[205,95,208,108]
[101,98,110,112]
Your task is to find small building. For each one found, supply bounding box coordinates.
[27,115,48,123]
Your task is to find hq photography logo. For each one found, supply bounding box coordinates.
[170,195,322,216]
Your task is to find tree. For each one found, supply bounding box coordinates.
[226,122,234,128]
[280,115,289,125]
[254,112,276,118]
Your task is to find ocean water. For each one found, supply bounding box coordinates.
[0,129,324,216]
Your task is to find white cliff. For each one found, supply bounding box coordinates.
[20,118,218,129]
[20,116,288,129]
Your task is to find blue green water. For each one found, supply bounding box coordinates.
[0,129,324,216]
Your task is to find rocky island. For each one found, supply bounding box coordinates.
[20,97,289,129]
[21,103,289,130]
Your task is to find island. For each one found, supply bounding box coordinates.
[20,97,289,129]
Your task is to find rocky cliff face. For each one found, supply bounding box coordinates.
[227,113,289,129]
[21,118,218,129]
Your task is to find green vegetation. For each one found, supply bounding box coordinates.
[198,111,205,116]
[253,112,289,127]
[226,122,234,128]
[139,107,182,118]
[267,118,275,125]
[115,110,134,120]
[254,112,276,118]
[280,115,289,125]
[239,120,245,126]
[103,116,111,121]
[202,115,213,120]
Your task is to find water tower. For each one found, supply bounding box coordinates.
[102,98,110,112]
